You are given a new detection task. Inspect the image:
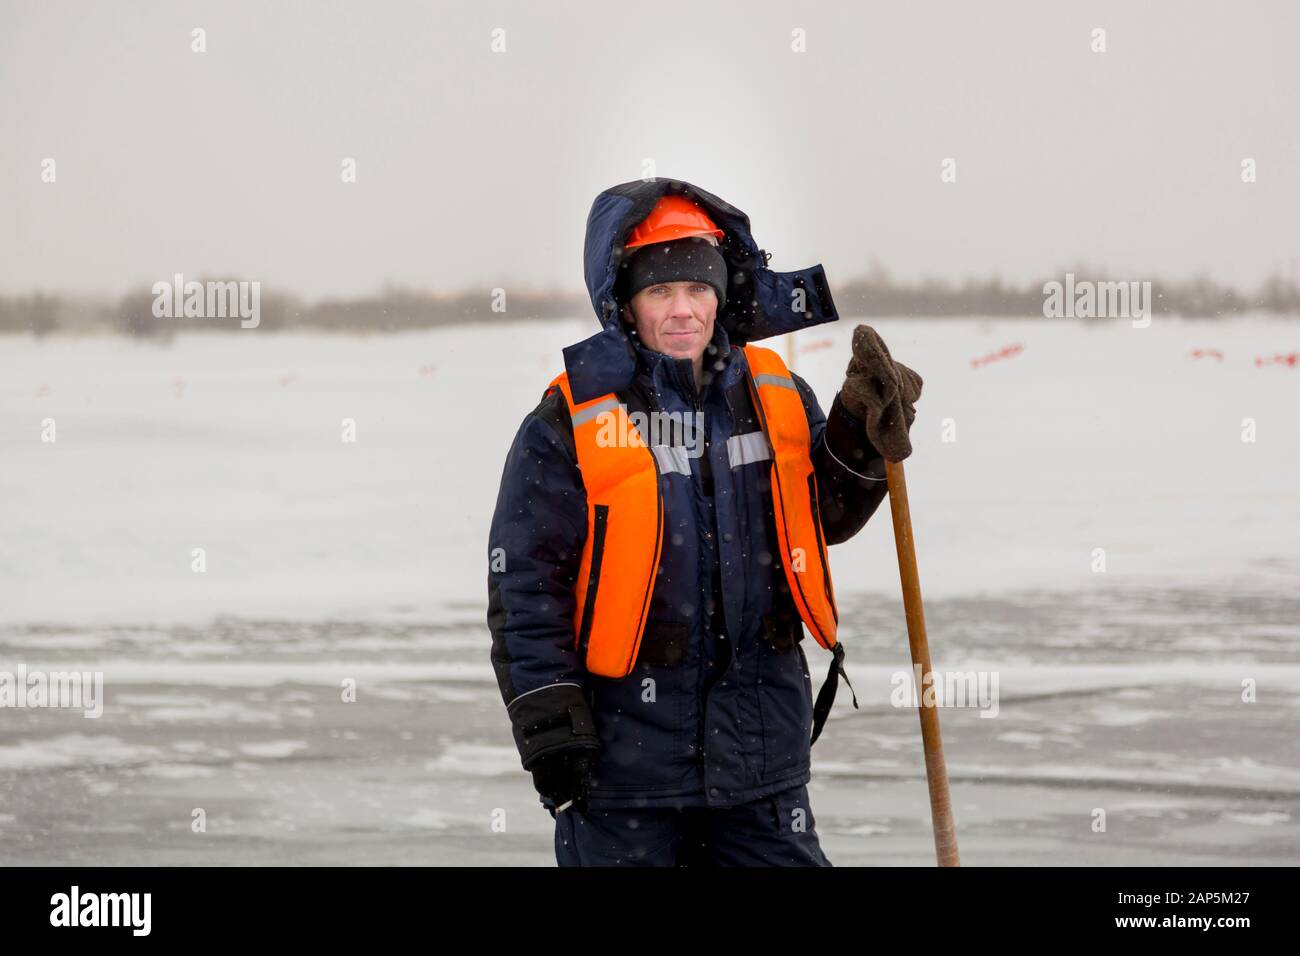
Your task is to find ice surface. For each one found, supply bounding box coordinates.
[1,317,1297,864]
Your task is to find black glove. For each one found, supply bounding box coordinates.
[530,749,596,817]
[839,324,923,462]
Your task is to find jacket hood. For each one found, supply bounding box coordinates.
[563,177,841,404]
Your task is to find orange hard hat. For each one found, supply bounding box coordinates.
[624,195,725,250]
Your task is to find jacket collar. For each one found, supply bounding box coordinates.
[630,321,736,407]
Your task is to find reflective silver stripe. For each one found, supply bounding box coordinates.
[825,439,887,481]
[753,372,798,392]
[650,444,692,476]
[726,431,771,468]
[571,397,621,428]
[506,682,582,711]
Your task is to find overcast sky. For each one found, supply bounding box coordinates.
[3,0,1297,298]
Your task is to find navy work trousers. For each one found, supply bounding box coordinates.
[553,784,831,866]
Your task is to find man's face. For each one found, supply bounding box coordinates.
[622,281,717,361]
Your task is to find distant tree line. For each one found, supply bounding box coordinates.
[3,269,1298,336]
[832,265,1300,319]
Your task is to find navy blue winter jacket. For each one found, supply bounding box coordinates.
[488,178,890,809]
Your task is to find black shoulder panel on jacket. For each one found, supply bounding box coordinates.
[788,371,821,425]
[532,386,577,463]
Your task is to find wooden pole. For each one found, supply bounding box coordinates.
[884,457,960,866]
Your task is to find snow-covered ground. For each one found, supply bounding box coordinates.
[4,315,1298,622]
[1,316,1297,865]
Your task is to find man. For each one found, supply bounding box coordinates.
[487,178,922,866]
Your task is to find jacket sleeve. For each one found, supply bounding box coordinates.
[487,387,601,771]
[790,372,889,546]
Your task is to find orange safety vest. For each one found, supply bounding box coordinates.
[546,343,839,679]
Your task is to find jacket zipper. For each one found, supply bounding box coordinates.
[694,370,707,769]
[682,358,710,769]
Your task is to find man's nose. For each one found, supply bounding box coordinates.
[669,289,695,317]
